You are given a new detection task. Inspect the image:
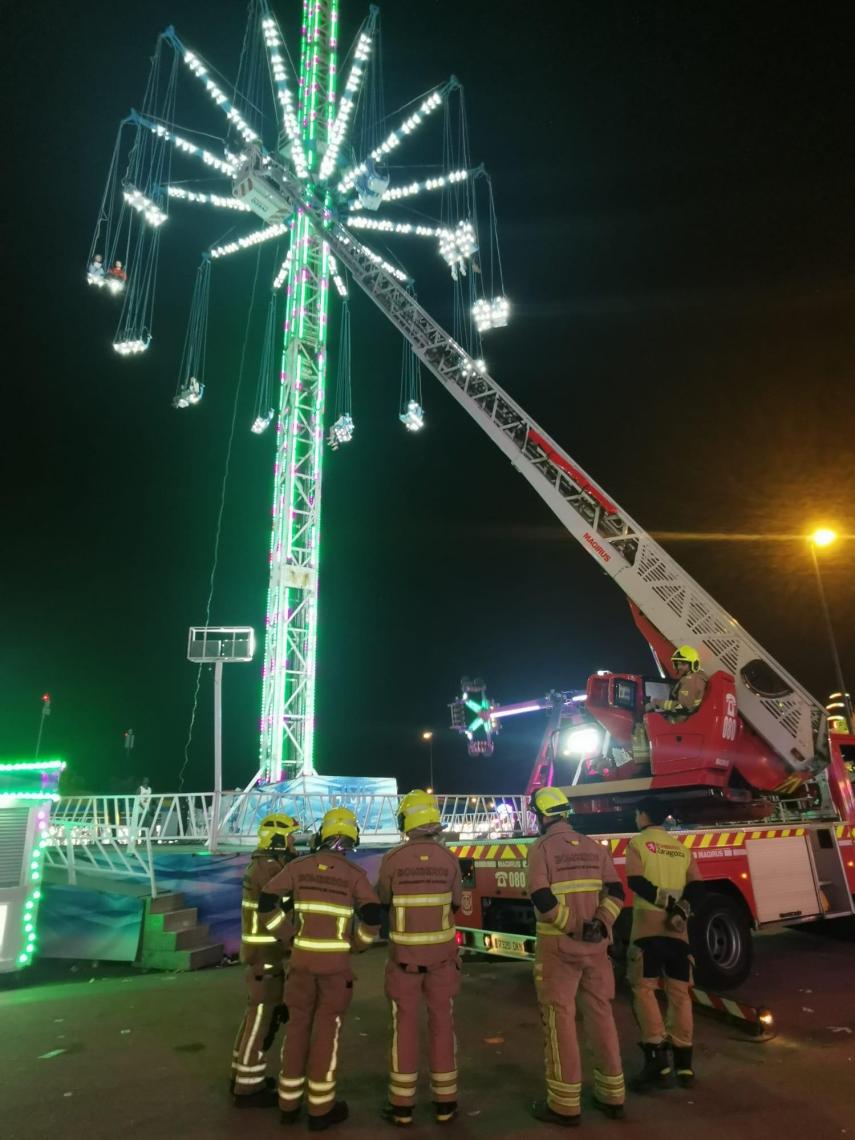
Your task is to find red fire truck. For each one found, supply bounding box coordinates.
[448,737,855,988]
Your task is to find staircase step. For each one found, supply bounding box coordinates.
[142,924,211,952]
[147,893,186,915]
[137,942,224,972]
[160,907,199,933]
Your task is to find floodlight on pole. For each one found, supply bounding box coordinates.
[807,531,853,733]
[421,730,435,791]
[187,627,255,851]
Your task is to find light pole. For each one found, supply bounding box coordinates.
[35,693,51,759]
[421,731,435,792]
[808,529,853,733]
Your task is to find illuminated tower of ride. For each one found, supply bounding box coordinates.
[91,2,507,787]
[260,1,338,781]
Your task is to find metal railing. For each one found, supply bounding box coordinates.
[44,791,533,897]
[50,791,532,849]
[44,823,158,897]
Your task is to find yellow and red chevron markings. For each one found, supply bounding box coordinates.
[449,843,529,860]
[451,824,854,863]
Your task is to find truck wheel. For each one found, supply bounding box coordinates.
[689,893,753,991]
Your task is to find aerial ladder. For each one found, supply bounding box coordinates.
[231,148,855,824]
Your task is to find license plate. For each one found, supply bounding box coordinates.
[490,934,525,954]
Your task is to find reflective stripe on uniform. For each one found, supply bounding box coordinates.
[594,1069,625,1104]
[391,892,453,907]
[389,928,456,945]
[536,923,563,936]
[265,910,287,930]
[551,878,603,894]
[242,934,278,944]
[295,900,353,918]
[308,1091,336,1107]
[600,896,622,920]
[241,899,258,909]
[326,1015,342,1083]
[293,936,350,952]
[356,924,375,944]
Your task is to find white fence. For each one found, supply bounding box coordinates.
[48,791,532,853]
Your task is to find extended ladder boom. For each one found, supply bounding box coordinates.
[261,158,828,778]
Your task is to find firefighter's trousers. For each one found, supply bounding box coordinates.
[278,968,353,1117]
[385,957,461,1107]
[629,936,693,1048]
[534,942,625,1118]
[232,967,286,1094]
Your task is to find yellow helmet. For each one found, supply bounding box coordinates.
[258,812,300,849]
[397,789,442,833]
[530,786,570,818]
[320,806,359,845]
[671,645,701,673]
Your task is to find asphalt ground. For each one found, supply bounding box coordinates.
[1,926,853,1140]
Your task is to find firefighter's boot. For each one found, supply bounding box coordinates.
[381,1104,414,1127]
[593,1097,625,1120]
[308,1101,349,1132]
[672,1045,695,1088]
[232,1087,279,1109]
[529,1100,580,1128]
[435,1100,458,1125]
[630,1043,673,1091]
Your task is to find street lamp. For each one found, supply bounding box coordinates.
[808,530,853,733]
[35,694,51,759]
[421,730,435,792]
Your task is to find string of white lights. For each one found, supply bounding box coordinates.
[146,121,237,176]
[262,15,309,180]
[348,168,469,208]
[354,241,409,283]
[273,248,293,290]
[346,215,441,237]
[210,222,288,259]
[123,186,167,227]
[338,89,444,195]
[319,30,372,182]
[180,48,258,145]
[167,185,251,211]
[327,252,348,297]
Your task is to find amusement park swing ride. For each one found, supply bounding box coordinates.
[87,0,511,785]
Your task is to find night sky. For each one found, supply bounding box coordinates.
[2,1,853,797]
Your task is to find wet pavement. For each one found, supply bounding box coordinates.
[1,925,853,1139]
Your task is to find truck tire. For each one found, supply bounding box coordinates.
[689,893,753,990]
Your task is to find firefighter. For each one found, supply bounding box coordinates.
[259,806,382,1132]
[652,646,708,720]
[232,812,300,1106]
[626,796,704,1090]
[376,789,463,1127]
[526,786,626,1126]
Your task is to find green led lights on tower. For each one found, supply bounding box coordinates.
[88,0,509,784]
[259,0,339,783]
